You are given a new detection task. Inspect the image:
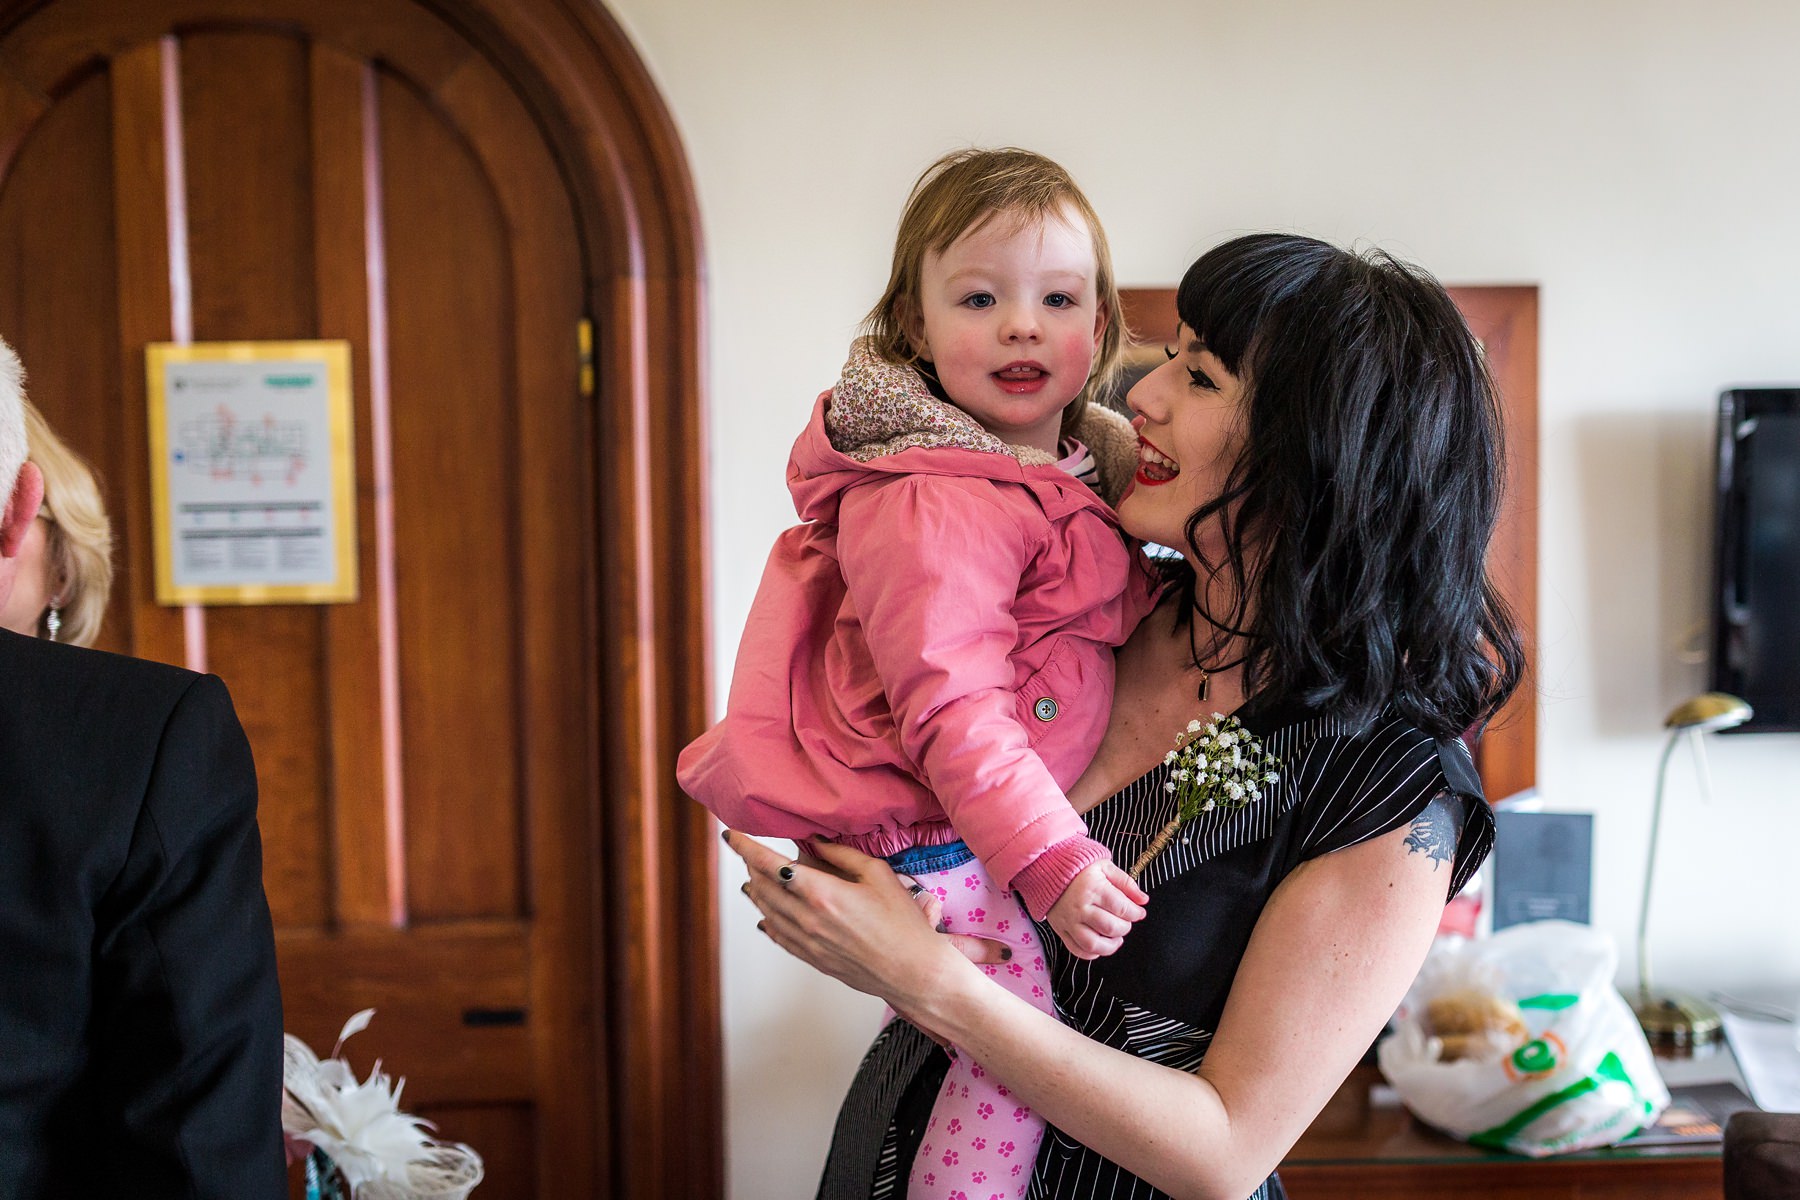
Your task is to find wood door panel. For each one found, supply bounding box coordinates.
[307,42,400,930]
[220,608,334,926]
[415,1103,535,1200]
[181,30,317,340]
[103,38,190,669]
[276,925,531,1100]
[379,67,526,924]
[0,60,45,169]
[178,28,336,928]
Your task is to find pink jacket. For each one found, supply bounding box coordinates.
[678,342,1155,918]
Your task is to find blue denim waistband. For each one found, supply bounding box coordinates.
[884,839,974,876]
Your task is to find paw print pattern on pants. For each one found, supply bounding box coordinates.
[904,855,1052,1200]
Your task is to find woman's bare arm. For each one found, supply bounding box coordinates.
[729,799,1452,1200]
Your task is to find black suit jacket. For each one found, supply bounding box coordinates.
[0,629,285,1198]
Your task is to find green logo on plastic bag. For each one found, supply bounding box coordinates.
[1512,1038,1559,1075]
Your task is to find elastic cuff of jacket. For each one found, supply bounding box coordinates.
[1010,836,1113,921]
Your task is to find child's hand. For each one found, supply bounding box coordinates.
[1046,861,1148,960]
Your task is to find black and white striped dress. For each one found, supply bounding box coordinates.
[817,697,1494,1200]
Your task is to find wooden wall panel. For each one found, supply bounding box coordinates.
[379,70,523,923]
[0,67,129,654]
[1450,286,1540,804]
[179,29,331,928]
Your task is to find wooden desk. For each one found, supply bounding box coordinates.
[1279,1067,1723,1200]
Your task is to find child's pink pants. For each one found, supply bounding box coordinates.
[888,848,1055,1200]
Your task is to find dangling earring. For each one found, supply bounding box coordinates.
[44,603,61,642]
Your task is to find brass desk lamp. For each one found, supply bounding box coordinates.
[1633,692,1752,1053]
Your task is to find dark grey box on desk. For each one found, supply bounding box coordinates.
[1492,811,1593,930]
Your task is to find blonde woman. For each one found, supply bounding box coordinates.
[0,401,112,645]
[0,335,286,1195]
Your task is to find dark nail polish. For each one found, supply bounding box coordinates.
[1000,947,1013,961]
[720,829,730,843]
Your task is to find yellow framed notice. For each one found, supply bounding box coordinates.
[146,340,358,605]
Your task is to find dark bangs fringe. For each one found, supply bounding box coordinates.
[1163,233,1524,740]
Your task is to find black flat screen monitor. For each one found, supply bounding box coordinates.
[1712,388,1800,732]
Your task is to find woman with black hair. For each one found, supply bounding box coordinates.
[727,232,1525,1200]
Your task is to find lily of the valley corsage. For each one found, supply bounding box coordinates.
[1129,714,1282,881]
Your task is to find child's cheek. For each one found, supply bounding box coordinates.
[1058,330,1099,373]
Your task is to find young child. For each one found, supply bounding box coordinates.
[679,148,1154,1199]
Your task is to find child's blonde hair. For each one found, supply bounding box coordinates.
[860,148,1124,437]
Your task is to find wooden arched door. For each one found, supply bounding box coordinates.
[0,2,716,1196]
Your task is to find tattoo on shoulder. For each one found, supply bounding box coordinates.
[1403,794,1458,869]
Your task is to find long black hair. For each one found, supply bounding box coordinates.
[1167,232,1523,738]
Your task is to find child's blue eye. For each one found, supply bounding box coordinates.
[964,293,995,309]
[1044,293,1075,309]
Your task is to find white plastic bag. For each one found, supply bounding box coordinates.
[1377,920,1669,1157]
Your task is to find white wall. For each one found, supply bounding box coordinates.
[600,1,1800,1193]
